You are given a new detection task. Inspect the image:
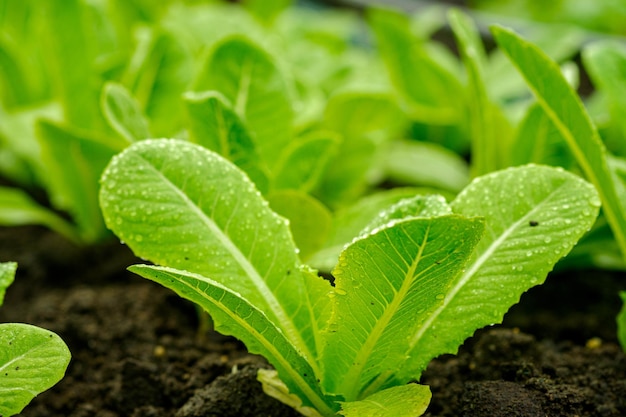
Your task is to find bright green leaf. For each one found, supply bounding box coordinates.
[492,25,626,262]
[339,384,431,417]
[101,82,151,144]
[123,27,194,137]
[0,262,17,306]
[511,103,576,170]
[383,140,469,193]
[448,9,512,176]
[267,190,332,262]
[368,7,463,124]
[0,187,80,243]
[273,132,339,192]
[99,139,328,367]
[394,165,600,383]
[184,90,269,192]
[37,120,118,242]
[129,265,337,416]
[194,36,293,167]
[244,0,291,24]
[40,0,103,131]
[322,215,484,399]
[0,323,71,417]
[583,40,626,155]
[309,188,435,271]
[318,92,404,207]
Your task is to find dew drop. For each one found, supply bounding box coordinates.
[334,288,347,296]
[435,294,444,300]
[589,195,601,207]
[544,236,552,243]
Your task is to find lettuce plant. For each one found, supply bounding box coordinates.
[99,139,599,416]
[0,262,71,416]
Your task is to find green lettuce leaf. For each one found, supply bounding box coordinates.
[492,25,626,262]
[321,215,484,399]
[99,139,328,367]
[393,165,600,383]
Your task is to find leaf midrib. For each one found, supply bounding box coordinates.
[155,267,335,416]
[340,224,431,401]
[409,182,563,349]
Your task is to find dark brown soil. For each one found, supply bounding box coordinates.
[1,226,626,416]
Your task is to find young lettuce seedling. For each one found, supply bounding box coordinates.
[0,262,71,417]
[99,139,599,416]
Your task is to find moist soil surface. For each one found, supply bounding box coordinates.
[2,226,626,417]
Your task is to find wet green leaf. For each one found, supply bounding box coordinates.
[0,262,17,306]
[0,187,79,243]
[339,384,431,417]
[101,82,151,144]
[184,90,269,192]
[0,323,71,417]
[130,265,337,415]
[394,165,600,382]
[322,215,484,399]
[194,36,293,167]
[492,25,626,262]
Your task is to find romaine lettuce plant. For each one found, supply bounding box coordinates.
[0,262,71,416]
[99,139,599,416]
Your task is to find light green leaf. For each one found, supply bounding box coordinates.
[486,25,585,103]
[583,40,626,155]
[0,262,17,306]
[37,120,118,242]
[184,90,269,192]
[0,103,62,186]
[383,140,469,193]
[394,165,600,383]
[339,384,431,417]
[123,27,194,137]
[323,92,405,143]
[491,25,626,262]
[129,265,337,416]
[193,36,293,167]
[358,194,452,239]
[321,215,484,400]
[0,323,71,417]
[367,7,463,124]
[0,187,80,243]
[618,292,626,351]
[40,0,103,131]
[99,139,327,367]
[244,0,291,24]
[0,37,31,108]
[318,92,404,207]
[511,103,576,170]
[267,190,332,262]
[448,9,512,176]
[258,369,325,417]
[101,82,151,144]
[309,188,433,271]
[273,132,339,192]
